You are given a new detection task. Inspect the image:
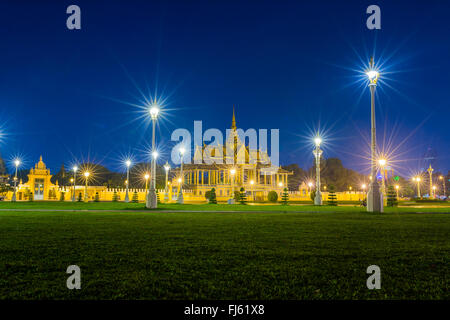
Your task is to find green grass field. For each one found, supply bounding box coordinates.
[0,202,449,300]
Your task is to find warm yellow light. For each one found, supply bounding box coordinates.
[73,166,78,172]
[439,176,443,180]
[70,178,74,183]
[178,178,182,183]
[278,182,283,187]
[250,180,254,185]
[362,184,367,189]
[395,185,399,190]
[125,180,128,184]
[432,186,436,190]
[349,186,352,190]
[164,163,171,171]
[366,70,379,81]
[416,177,421,182]
[149,105,159,119]
[308,182,313,187]
[179,147,185,155]
[125,160,131,167]
[314,137,322,146]
[144,174,150,180]
[230,168,236,175]
[323,186,327,190]
[84,172,90,178]
[378,159,386,167]
[14,159,20,167]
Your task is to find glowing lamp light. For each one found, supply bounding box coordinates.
[314,137,322,147]
[70,178,74,183]
[250,180,254,185]
[164,163,171,172]
[432,186,436,190]
[152,151,158,159]
[84,172,90,178]
[73,166,78,172]
[395,185,399,190]
[378,159,386,167]
[230,168,236,175]
[362,184,367,190]
[278,182,283,187]
[366,70,379,81]
[179,147,185,155]
[144,174,150,180]
[149,105,159,119]
[308,182,313,187]
[177,178,182,183]
[14,159,20,167]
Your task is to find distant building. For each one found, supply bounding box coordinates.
[169,109,293,201]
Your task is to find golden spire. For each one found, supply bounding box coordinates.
[231,106,236,131]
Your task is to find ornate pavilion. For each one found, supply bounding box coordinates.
[170,109,292,201]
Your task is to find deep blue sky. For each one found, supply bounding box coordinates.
[0,0,449,177]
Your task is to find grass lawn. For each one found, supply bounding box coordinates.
[0,201,449,213]
[0,209,449,299]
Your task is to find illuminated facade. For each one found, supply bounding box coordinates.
[169,110,293,201]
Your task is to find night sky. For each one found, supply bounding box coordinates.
[0,0,449,177]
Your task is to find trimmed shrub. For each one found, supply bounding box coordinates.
[94,192,100,202]
[209,188,217,204]
[132,191,139,203]
[387,185,398,207]
[281,188,289,205]
[239,187,247,204]
[268,190,278,202]
[327,185,337,206]
[77,192,82,202]
[112,191,118,202]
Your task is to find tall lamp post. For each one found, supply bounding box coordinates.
[439,175,446,197]
[378,159,387,195]
[427,164,433,199]
[146,104,160,209]
[144,173,150,197]
[177,147,185,204]
[164,162,170,202]
[250,180,255,202]
[11,159,20,202]
[228,168,236,204]
[313,136,322,205]
[84,171,90,202]
[395,185,400,199]
[124,160,131,202]
[366,57,383,212]
[72,166,78,202]
[413,177,421,198]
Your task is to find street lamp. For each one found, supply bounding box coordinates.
[144,173,150,197]
[413,177,421,198]
[124,160,131,203]
[164,161,170,202]
[146,104,160,209]
[378,158,387,195]
[439,175,446,197]
[228,168,236,204]
[366,57,383,212]
[250,179,255,202]
[432,185,436,198]
[427,164,434,199]
[395,185,400,199]
[177,147,185,204]
[308,181,313,194]
[313,136,322,205]
[84,171,90,202]
[11,159,20,202]
[72,166,78,202]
